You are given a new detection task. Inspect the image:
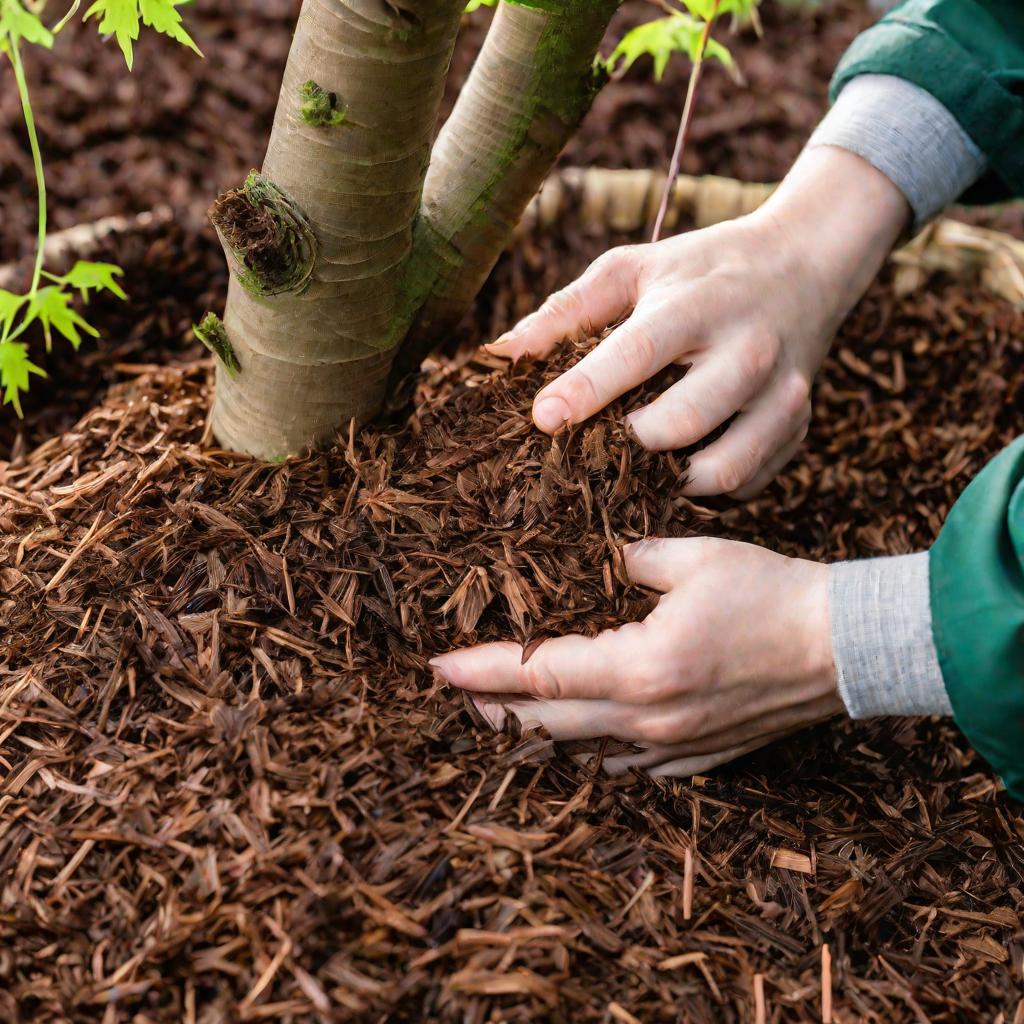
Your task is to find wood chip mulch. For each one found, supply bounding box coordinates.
[2,255,1024,1022]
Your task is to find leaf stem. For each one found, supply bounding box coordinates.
[53,0,82,35]
[9,39,48,297]
[650,0,721,243]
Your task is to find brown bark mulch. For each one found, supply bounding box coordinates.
[2,219,1023,1020]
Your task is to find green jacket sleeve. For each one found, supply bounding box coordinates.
[831,0,1024,202]
[930,435,1024,801]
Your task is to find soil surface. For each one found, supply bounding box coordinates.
[3,3,1024,1022]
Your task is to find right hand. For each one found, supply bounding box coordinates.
[489,147,909,498]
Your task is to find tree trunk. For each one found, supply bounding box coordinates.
[392,0,620,384]
[209,0,463,460]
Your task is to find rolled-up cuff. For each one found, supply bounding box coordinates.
[808,74,987,231]
[830,552,952,718]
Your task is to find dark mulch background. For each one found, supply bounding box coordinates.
[2,2,1024,1022]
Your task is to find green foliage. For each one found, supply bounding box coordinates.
[0,341,45,416]
[679,0,758,19]
[0,1,54,47]
[24,286,99,351]
[46,260,128,301]
[464,0,496,10]
[83,0,201,70]
[604,11,735,81]
[0,0,197,414]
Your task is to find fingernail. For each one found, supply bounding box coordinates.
[429,656,460,686]
[533,395,570,434]
[487,332,515,348]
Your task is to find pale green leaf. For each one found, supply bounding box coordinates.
[0,0,55,47]
[26,286,100,350]
[83,0,200,70]
[0,289,28,337]
[0,339,45,417]
[606,11,737,81]
[606,13,702,81]
[464,0,496,10]
[47,260,128,300]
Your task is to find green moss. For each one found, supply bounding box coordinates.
[299,80,347,127]
[194,312,241,377]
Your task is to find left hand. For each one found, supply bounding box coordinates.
[430,538,842,777]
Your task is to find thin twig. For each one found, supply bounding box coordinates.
[651,0,722,242]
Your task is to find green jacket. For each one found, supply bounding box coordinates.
[834,1,1024,799]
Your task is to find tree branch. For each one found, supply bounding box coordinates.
[392,0,620,384]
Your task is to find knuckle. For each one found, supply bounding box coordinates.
[629,664,673,706]
[637,716,681,746]
[544,287,585,322]
[557,367,600,414]
[780,372,811,417]
[662,396,702,446]
[591,247,627,276]
[522,658,561,701]
[618,322,660,376]
[715,457,752,495]
[739,332,780,381]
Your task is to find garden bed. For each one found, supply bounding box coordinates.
[3,2,1024,1021]
[2,211,1024,1020]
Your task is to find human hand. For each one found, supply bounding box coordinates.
[430,537,842,777]
[490,147,909,497]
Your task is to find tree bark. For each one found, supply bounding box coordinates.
[210,0,463,459]
[391,0,620,384]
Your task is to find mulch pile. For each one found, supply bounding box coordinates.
[2,230,1024,1019]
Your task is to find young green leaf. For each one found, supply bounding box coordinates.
[607,13,704,81]
[0,289,28,340]
[83,0,200,70]
[45,260,128,301]
[0,0,55,48]
[464,0,496,10]
[0,339,46,417]
[25,286,100,350]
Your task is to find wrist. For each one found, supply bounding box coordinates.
[749,146,909,325]
[784,557,840,702]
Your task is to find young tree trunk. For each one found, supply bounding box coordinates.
[392,0,620,383]
[209,0,619,459]
[209,0,463,460]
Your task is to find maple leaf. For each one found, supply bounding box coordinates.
[0,340,45,417]
[0,289,27,339]
[46,260,128,301]
[83,0,200,71]
[24,286,100,351]
[0,0,55,48]
[606,11,736,81]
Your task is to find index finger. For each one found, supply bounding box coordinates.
[486,247,638,362]
[430,620,651,702]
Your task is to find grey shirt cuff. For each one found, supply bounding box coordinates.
[830,552,953,718]
[807,74,987,231]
